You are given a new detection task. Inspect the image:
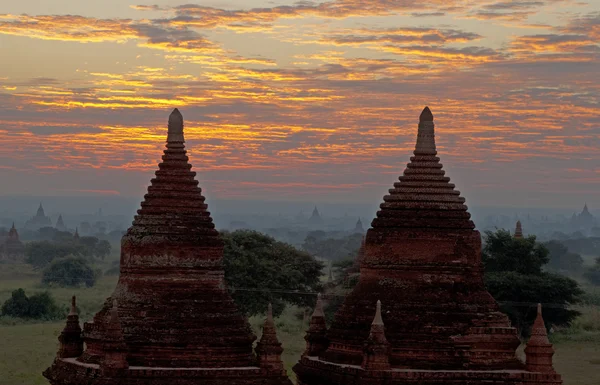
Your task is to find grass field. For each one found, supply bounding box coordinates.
[1,264,599,385]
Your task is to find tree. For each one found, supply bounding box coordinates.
[483,229,549,275]
[584,257,600,286]
[0,289,29,318]
[42,256,100,287]
[485,271,582,335]
[78,236,111,259]
[302,233,362,261]
[482,229,583,337]
[544,240,584,273]
[25,241,83,269]
[222,230,324,317]
[1,288,64,320]
[25,235,110,269]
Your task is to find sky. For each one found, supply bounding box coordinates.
[0,0,599,209]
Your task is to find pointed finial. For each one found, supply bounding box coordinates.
[372,300,384,326]
[267,303,274,323]
[414,107,437,155]
[110,299,119,323]
[167,108,184,143]
[419,106,433,122]
[69,296,78,316]
[11,222,15,229]
[537,303,542,315]
[313,293,325,318]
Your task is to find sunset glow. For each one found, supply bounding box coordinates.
[0,0,598,206]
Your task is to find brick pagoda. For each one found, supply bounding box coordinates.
[0,223,25,262]
[44,109,292,385]
[294,107,562,385]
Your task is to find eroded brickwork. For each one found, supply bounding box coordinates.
[44,109,291,385]
[293,107,562,385]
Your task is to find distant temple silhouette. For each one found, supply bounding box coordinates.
[354,217,364,233]
[24,203,52,230]
[308,206,323,225]
[0,223,25,262]
[55,214,67,232]
[571,203,595,230]
[514,220,524,238]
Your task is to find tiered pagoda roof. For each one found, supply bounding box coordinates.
[294,107,562,385]
[44,109,292,385]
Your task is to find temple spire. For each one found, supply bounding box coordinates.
[167,108,184,143]
[303,294,328,356]
[525,304,557,373]
[256,303,285,373]
[100,300,129,376]
[361,300,390,371]
[414,106,436,155]
[514,220,523,238]
[57,296,83,358]
[37,202,45,217]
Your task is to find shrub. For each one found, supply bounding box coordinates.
[0,288,64,320]
[42,256,100,287]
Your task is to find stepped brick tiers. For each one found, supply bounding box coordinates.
[293,107,562,385]
[1,223,25,262]
[44,109,292,385]
[515,220,524,238]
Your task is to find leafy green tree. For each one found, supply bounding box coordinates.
[544,240,584,273]
[222,230,324,317]
[302,233,362,261]
[1,288,63,320]
[482,229,583,337]
[483,229,549,274]
[584,257,600,286]
[42,256,100,287]
[485,271,582,335]
[25,241,83,269]
[0,289,30,318]
[79,236,112,259]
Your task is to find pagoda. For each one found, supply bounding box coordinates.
[294,107,562,385]
[354,217,364,233]
[44,109,292,385]
[514,220,524,238]
[24,203,52,230]
[55,214,67,232]
[308,206,323,225]
[0,223,25,262]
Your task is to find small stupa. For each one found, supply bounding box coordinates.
[55,214,67,232]
[1,223,25,262]
[308,206,323,225]
[354,218,364,233]
[514,220,524,238]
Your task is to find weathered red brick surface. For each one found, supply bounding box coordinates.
[293,107,562,385]
[44,109,292,385]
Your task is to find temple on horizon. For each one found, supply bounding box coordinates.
[293,107,562,385]
[44,109,292,385]
[24,203,52,231]
[0,223,25,262]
